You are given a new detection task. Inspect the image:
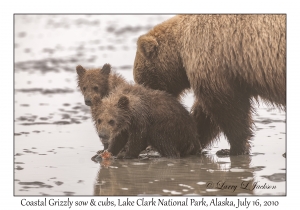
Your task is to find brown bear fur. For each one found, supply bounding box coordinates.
[133,15,286,155]
[91,83,201,158]
[76,63,127,150]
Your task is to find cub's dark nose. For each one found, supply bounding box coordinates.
[99,134,109,139]
[85,100,92,106]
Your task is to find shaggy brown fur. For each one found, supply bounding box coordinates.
[76,63,126,106]
[76,63,126,150]
[91,83,201,158]
[133,15,286,155]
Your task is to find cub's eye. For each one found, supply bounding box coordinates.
[83,87,86,92]
[93,86,98,91]
[108,120,115,126]
[97,119,102,124]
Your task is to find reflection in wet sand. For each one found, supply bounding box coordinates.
[94,155,255,196]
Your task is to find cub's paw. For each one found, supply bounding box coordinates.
[216,149,230,156]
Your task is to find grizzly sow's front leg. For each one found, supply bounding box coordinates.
[193,88,253,155]
[190,100,221,149]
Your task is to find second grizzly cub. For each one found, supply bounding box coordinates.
[76,63,126,106]
[91,84,201,158]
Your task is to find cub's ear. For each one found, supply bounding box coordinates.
[92,96,102,106]
[117,95,129,109]
[101,63,111,75]
[76,65,86,77]
[137,35,158,59]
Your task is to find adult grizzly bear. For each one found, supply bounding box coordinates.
[91,83,201,158]
[133,15,286,155]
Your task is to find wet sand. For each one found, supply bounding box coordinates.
[14,15,286,196]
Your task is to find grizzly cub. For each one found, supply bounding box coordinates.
[91,83,201,158]
[76,63,126,150]
[76,63,126,106]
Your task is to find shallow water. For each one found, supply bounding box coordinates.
[14,15,286,196]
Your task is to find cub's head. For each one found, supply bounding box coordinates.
[91,95,131,143]
[76,63,111,106]
[133,34,190,98]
